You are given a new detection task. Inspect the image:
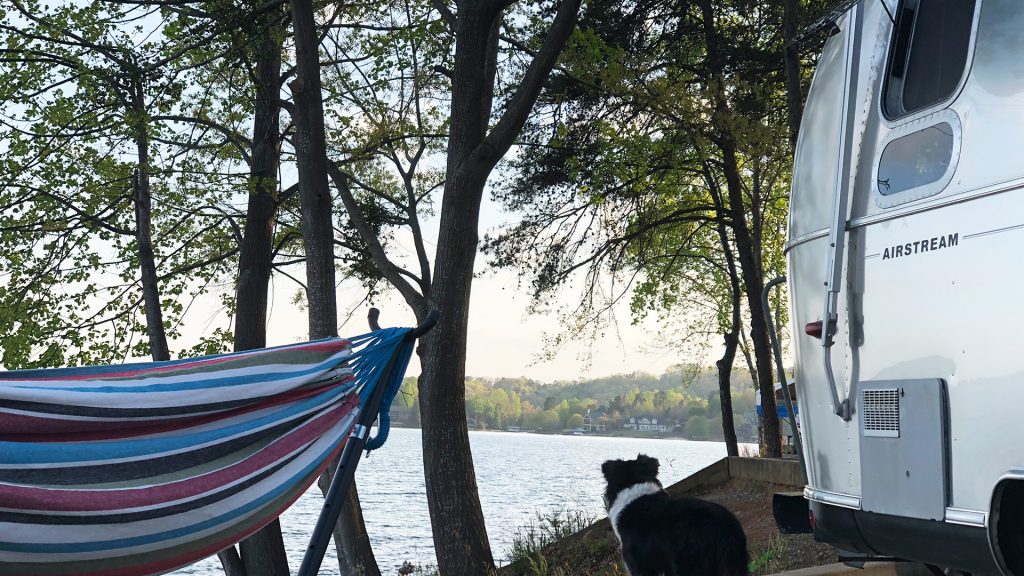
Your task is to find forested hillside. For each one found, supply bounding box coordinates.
[391,366,763,441]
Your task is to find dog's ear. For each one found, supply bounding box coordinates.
[636,454,659,478]
[601,459,619,480]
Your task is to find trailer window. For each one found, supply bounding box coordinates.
[877,122,954,196]
[883,0,977,118]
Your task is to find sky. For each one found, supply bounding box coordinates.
[261,267,689,382]
[171,148,707,383]
[181,192,699,383]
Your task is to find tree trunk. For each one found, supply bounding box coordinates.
[227,11,286,575]
[699,0,781,457]
[416,2,580,571]
[419,166,494,575]
[131,83,170,363]
[217,547,247,576]
[233,8,282,354]
[414,4,501,573]
[720,144,781,458]
[318,461,380,576]
[316,1,579,572]
[239,519,288,576]
[739,329,758,391]
[716,331,740,457]
[289,1,381,574]
[710,186,740,458]
[290,0,336,340]
[783,0,803,148]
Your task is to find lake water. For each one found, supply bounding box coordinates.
[172,428,730,576]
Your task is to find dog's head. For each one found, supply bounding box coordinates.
[601,454,661,509]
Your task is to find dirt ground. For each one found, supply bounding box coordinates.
[688,479,837,574]
[499,477,838,576]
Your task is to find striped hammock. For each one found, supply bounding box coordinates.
[0,327,414,576]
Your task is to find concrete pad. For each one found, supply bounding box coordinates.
[768,562,899,576]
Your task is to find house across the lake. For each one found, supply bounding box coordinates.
[622,416,671,433]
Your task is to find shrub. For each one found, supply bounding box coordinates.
[396,561,439,576]
[505,509,597,563]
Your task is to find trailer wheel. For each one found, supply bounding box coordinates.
[992,478,1024,576]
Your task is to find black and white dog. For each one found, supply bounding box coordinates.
[602,454,749,576]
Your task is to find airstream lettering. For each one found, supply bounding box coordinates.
[879,233,958,260]
[788,0,1024,574]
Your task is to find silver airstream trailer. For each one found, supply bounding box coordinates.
[787,0,1024,573]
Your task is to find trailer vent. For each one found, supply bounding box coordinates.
[862,388,900,437]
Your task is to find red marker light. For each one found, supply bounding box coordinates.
[805,320,823,339]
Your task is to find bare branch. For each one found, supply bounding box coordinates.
[472,0,582,174]
[326,161,427,311]
[430,0,457,30]
[152,114,254,163]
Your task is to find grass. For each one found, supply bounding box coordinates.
[505,509,598,564]
[525,552,568,576]
[749,535,787,575]
[499,507,631,576]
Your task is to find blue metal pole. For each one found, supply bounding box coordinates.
[296,310,438,576]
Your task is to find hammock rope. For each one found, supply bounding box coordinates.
[345,326,413,452]
[0,317,428,576]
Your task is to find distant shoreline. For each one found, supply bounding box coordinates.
[387,423,754,443]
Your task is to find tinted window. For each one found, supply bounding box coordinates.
[877,123,954,195]
[884,0,977,118]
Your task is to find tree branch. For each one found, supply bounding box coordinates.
[473,0,582,173]
[430,0,457,31]
[152,114,253,163]
[326,160,427,312]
